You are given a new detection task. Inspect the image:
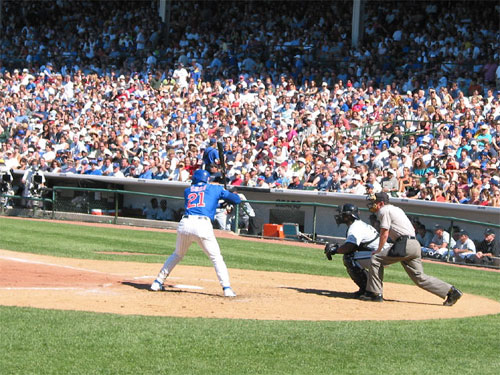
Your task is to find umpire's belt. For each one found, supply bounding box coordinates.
[400,235,416,240]
[182,215,210,221]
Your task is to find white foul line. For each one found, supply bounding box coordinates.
[0,287,85,291]
[0,286,119,295]
[0,255,117,275]
[172,284,204,290]
[1,256,204,291]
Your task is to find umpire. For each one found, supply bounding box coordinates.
[361,192,462,306]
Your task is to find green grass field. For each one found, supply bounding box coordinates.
[1,217,499,375]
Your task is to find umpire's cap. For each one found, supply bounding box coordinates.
[192,169,210,184]
[373,192,390,203]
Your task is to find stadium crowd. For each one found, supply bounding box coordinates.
[1,1,500,207]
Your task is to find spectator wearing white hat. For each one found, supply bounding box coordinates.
[475,123,493,147]
[291,156,307,180]
[287,173,304,190]
[347,174,367,195]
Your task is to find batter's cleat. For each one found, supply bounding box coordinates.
[223,287,236,297]
[358,291,383,302]
[150,279,164,291]
[443,286,462,306]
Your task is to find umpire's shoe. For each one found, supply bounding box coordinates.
[358,291,383,302]
[352,289,365,298]
[150,279,164,292]
[443,286,462,306]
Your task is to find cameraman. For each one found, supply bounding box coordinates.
[227,193,257,235]
[21,159,46,208]
[324,204,391,297]
[0,158,14,208]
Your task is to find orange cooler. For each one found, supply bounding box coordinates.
[262,224,284,238]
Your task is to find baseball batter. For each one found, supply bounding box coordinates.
[150,169,241,297]
[324,204,392,297]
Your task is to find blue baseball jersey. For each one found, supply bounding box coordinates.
[202,146,219,166]
[184,183,241,220]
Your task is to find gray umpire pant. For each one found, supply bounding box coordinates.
[366,239,452,298]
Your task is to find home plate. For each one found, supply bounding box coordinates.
[172,284,204,290]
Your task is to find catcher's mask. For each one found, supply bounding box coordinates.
[366,194,378,213]
[366,192,389,213]
[335,203,360,225]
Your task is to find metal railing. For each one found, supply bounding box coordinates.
[237,198,499,234]
[50,186,184,224]
[3,186,499,268]
[0,191,53,216]
[236,197,500,268]
[3,185,498,236]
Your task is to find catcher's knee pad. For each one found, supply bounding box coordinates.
[343,253,368,291]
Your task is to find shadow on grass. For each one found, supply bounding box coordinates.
[121,281,221,297]
[283,286,443,306]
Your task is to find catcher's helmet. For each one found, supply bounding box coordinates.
[335,203,360,225]
[192,169,210,184]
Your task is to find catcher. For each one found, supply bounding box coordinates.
[324,203,391,297]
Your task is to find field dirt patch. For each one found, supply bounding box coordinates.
[1,249,499,321]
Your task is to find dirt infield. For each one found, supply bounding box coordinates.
[1,247,500,321]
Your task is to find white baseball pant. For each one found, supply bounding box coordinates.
[156,216,232,288]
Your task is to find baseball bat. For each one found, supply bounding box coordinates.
[217,141,228,190]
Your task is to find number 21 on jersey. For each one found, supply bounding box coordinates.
[187,192,205,208]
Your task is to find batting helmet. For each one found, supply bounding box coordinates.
[192,169,210,184]
[335,203,360,225]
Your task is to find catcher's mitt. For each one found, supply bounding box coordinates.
[324,243,339,260]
